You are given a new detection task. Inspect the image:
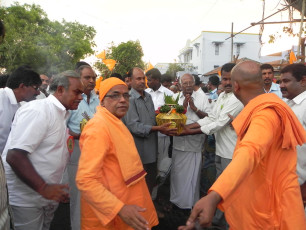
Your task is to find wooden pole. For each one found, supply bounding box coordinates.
[251,19,303,25]
[297,0,305,61]
[231,22,234,62]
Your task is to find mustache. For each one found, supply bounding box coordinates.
[225,84,232,88]
[280,88,287,92]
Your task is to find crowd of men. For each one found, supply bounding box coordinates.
[1,19,306,230]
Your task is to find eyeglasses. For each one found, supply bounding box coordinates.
[30,85,40,91]
[104,93,130,100]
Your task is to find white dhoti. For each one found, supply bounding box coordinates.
[170,149,201,209]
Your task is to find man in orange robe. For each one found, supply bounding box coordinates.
[76,77,158,230]
[179,61,306,230]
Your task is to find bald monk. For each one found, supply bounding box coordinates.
[179,61,306,230]
[76,77,158,230]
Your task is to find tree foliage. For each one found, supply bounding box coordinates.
[0,3,96,75]
[166,63,185,78]
[94,40,145,77]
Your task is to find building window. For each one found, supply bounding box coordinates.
[235,43,245,56]
[215,44,220,56]
[185,51,192,62]
[212,41,223,56]
[194,43,200,57]
[236,44,241,55]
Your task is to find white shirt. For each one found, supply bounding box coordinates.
[36,91,46,99]
[173,89,211,152]
[145,85,173,110]
[0,87,20,154]
[286,90,306,185]
[2,95,70,207]
[197,92,244,159]
[146,85,173,137]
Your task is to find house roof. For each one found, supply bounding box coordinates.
[266,51,283,56]
[263,59,289,70]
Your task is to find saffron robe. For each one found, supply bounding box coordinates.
[76,106,158,230]
[210,93,306,229]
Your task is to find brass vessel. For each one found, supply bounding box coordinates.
[156,105,187,134]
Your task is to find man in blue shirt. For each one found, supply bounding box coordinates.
[261,63,282,98]
[67,65,99,230]
[207,75,220,101]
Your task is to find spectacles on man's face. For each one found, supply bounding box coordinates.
[30,85,40,91]
[104,93,130,100]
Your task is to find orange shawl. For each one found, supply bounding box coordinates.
[97,106,146,186]
[233,93,306,150]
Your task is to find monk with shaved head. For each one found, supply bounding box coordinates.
[231,61,264,104]
[179,61,306,230]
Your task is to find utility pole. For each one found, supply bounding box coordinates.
[297,0,305,62]
[231,22,234,62]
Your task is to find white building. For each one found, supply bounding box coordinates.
[178,31,262,75]
[154,63,170,74]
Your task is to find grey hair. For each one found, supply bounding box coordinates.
[179,73,195,84]
[49,70,80,94]
[76,65,92,75]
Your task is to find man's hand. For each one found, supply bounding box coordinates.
[178,124,192,136]
[39,184,69,203]
[178,191,221,229]
[151,123,177,135]
[158,123,175,135]
[183,94,191,109]
[188,98,197,112]
[118,205,149,230]
[163,128,179,136]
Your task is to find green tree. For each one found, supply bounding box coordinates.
[166,63,185,79]
[0,3,96,75]
[94,40,145,77]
